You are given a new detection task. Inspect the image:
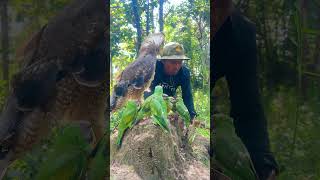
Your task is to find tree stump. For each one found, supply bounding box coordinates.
[110,115,209,180]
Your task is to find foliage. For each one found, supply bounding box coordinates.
[263,88,320,179]
[87,135,109,180]
[214,1,320,179]
[110,0,210,91]
[4,125,109,180]
[0,80,9,109]
[213,115,257,180]
[110,0,210,138]
[9,0,71,42]
[35,125,90,180]
[193,90,210,127]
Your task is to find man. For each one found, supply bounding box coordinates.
[144,42,197,124]
[212,1,279,180]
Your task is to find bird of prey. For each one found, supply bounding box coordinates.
[116,100,139,148]
[0,0,107,179]
[110,33,165,112]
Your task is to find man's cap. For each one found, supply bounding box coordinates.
[158,42,190,60]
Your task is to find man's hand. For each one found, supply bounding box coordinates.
[185,120,192,131]
[184,118,197,137]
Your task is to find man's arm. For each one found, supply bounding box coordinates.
[181,69,197,122]
[225,15,278,178]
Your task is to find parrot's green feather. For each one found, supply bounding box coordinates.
[117,100,138,148]
[149,93,170,132]
[164,96,173,113]
[152,115,170,132]
[116,130,125,147]
[176,97,190,126]
[87,134,108,180]
[35,125,90,180]
[133,86,170,133]
[213,115,257,180]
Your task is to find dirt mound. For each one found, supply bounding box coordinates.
[110,115,209,180]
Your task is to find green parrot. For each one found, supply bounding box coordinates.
[87,133,108,180]
[116,100,138,148]
[163,94,174,113]
[35,125,90,180]
[134,86,170,132]
[135,98,152,124]
[213,114,258,180]
[175,97,191,127]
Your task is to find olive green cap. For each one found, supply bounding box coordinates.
[158,42,190,60]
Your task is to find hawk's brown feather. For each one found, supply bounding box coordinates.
[110,33,164,111]
[0,0,107,178]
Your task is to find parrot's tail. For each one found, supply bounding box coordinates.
[132,110,144,127]
[116,130,124,149]
[152,115,170,133]
[138,33,165,57]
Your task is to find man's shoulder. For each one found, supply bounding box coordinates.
[155,60,162,67]
[155,60,163,72]
[230,10,256,50]
[180,65,191,77]
[231,10,256,45]
[231,10,256,32]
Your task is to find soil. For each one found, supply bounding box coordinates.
[110,115,210,180]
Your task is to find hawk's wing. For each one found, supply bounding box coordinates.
[0,1,108,178]
[110,33,164,111]
[11,0,107,110]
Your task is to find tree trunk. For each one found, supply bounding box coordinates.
[145,0,150,35]
[110,57,113,88]
[314,9,320,72]
[300,0,308,97]
[150,0,154,32]
[314,36,320,72]
[1,0,9,84]
[131,0,142,52]
[159,0,164,32]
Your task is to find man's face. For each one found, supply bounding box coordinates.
[162,60,183,76]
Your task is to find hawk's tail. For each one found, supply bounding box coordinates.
[138,33,165,57]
